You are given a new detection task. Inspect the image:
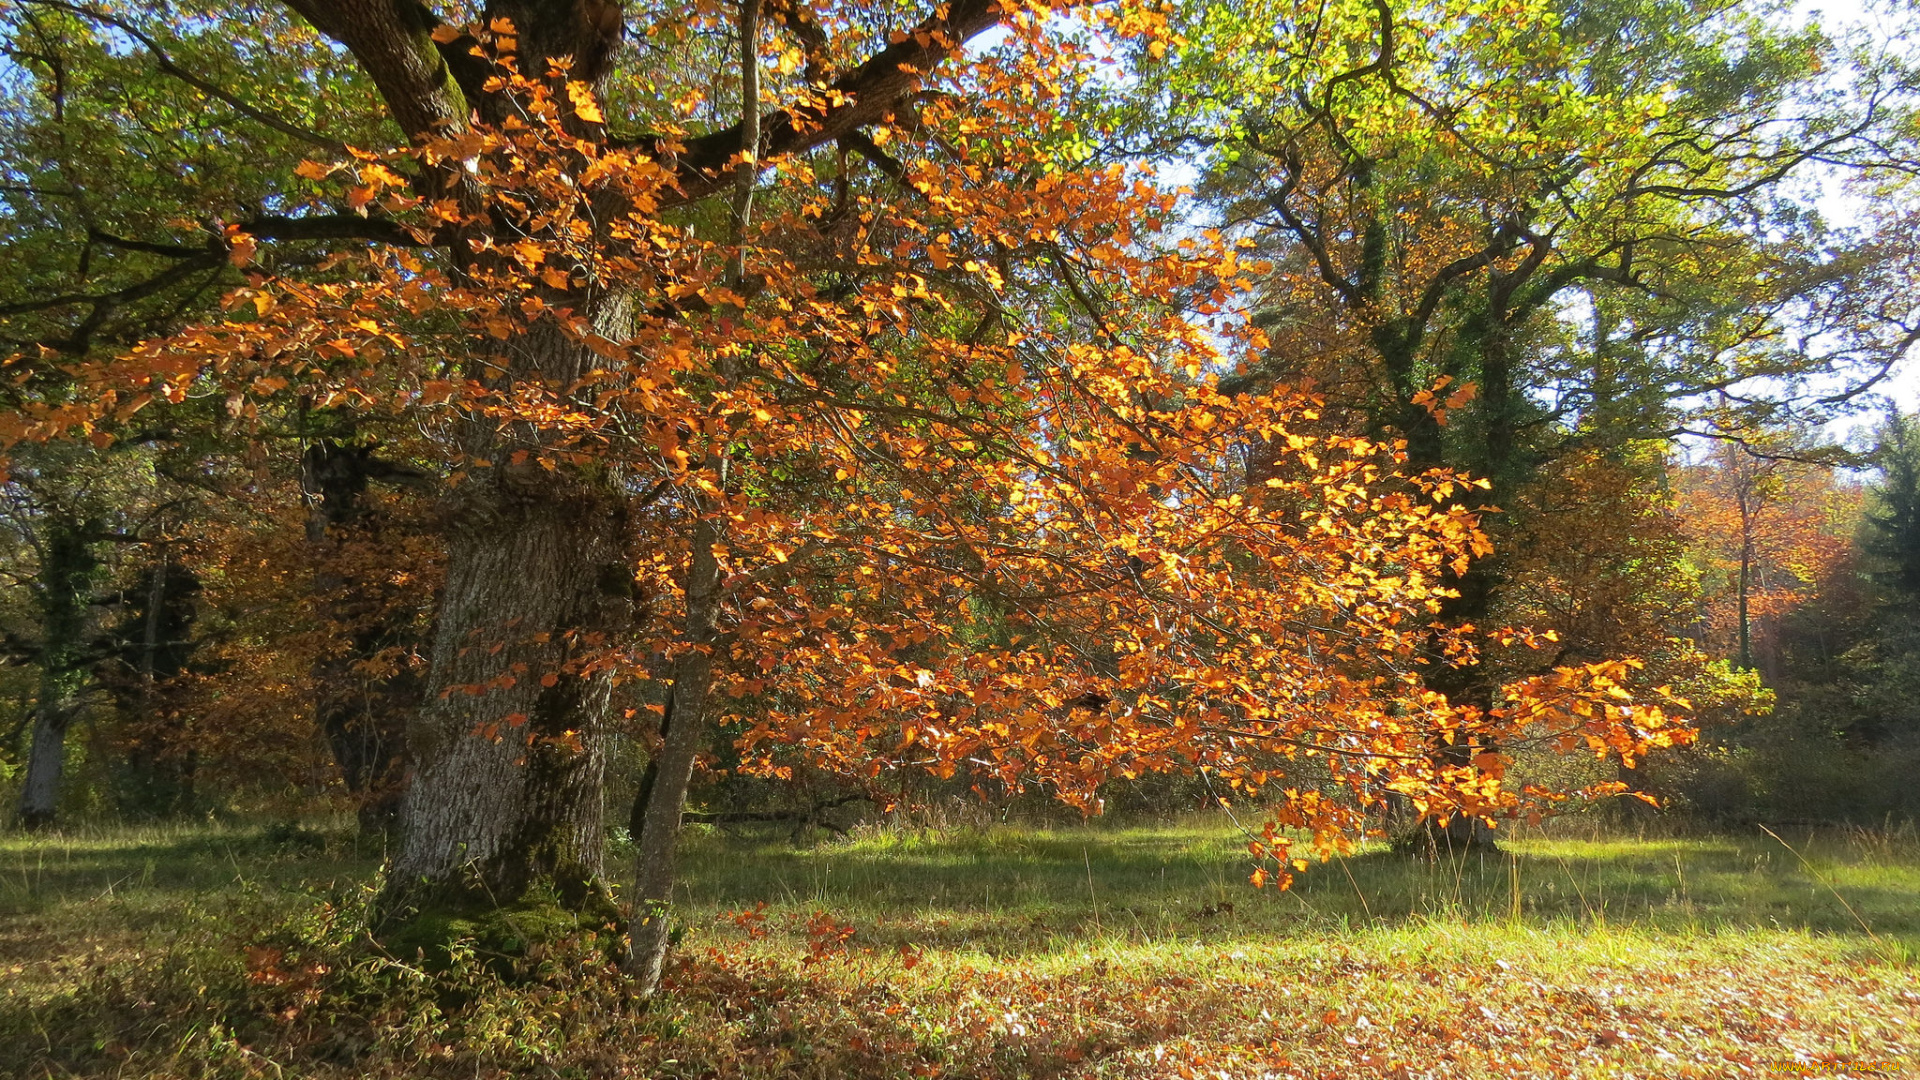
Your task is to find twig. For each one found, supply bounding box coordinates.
[1758,824,1883,949]
[1083,846,1101,935]
[1334,849,1374,922]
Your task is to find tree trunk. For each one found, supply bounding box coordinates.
[1737,516,1754,671]
[626,0,760,996]
[1391,303,1521,856]
[16,519,97,830]
[18,694,79,830]
[387,473,631,910]
[103,557,202,820]
[303,439,430,833]
[626,520,723,995]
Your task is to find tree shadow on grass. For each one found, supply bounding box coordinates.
[675,826,1920,959]
[0,825,378,916]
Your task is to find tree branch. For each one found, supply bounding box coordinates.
[661,0,1006,206]
[24,0,350,155]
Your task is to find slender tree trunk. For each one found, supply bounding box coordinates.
[1398,561,1504,856]
[626,524,722,994]
[625,0,760,996]
[16,520,97,830]
[1737,515,1754,671]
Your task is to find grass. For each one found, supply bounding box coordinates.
[3,814,1917,1078]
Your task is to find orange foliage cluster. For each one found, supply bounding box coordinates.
[1,8,1689,863]
[1675,451,1863,678]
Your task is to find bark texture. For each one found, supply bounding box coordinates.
[390,484,630,904]
[388,318,637,909]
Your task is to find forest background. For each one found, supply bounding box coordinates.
[1,0,1920,1076]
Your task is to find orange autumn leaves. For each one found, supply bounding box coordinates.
[4,7,1686,866]
[1675,447,1863,678]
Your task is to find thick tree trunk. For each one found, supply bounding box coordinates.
[327,0,645,913]
[1389,302,1533,856]
[387,474,631,909]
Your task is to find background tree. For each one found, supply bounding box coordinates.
[1863,410,1920,596]
[1115,0,1912,843]
[0,441,185,826]
[1662,417,1920,823]
[1674,431,1860,681]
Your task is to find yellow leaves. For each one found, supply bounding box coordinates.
[224,225,257,268]
[509,239,546,268]
[1411,376,1479,427]
[566,81,605,125]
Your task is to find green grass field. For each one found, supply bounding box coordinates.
[3,816,1916,1078]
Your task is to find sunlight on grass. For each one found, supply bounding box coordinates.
[3,815,1916,1078]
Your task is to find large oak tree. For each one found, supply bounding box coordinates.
[3,0,1694,1001]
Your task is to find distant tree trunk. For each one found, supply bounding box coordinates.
[17,520,98,830]
[103,555,202,819]
[18,694,79,830]
[1736,516,1755,672]
[302,439,431,834]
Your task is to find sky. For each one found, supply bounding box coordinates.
[1801,0,1920,420]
